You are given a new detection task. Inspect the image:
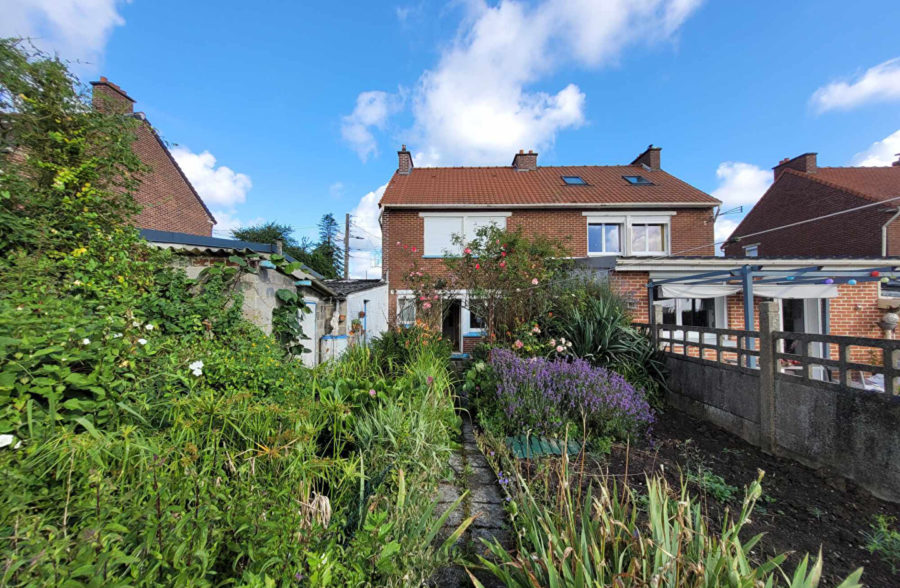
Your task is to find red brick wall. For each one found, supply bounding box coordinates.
[609,270,650,322]
[93,80,215,236]
[130,123,215,236]
[723,172,888,257]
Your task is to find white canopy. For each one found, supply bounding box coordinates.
[660,284,741,298]
[752,284,839,299]
[659,283,839,299]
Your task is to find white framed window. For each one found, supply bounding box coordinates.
[420,212,510,257]
[744,244,759,257]
[587,223,622,254]
[397,297,416,328]
[584,212,673,256]
[658,297,727,329]
[631,223,667,255]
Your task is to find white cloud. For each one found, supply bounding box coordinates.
[0,0,128,67]
[170,146,255,238]
[710,162,772,209]
[329,181,345,199]
[171,146,252,209]
[344,0,702,165]
[709,161,771,255]
[811,57,900,113]
[347,184,386,278]
[210,210,265,238]
[850,129,900,167]
[341,91,404,162]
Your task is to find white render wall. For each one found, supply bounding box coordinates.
[346,284,389,345]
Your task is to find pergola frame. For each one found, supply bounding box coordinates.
[646,264,900,350]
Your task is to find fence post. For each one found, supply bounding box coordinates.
[757,301,778,453]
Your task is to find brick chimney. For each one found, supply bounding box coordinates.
[893,153,900,167]
[90,77,135,114]
[631,144,661,171]
[398,144,413,175]
[773,152,817,180]
[512,149,538,171]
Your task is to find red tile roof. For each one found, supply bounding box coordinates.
[379,165,719,207]
[812,166,900,202]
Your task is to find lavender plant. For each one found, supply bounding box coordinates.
[488,349,654,439]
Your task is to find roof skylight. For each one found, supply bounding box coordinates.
[562,175,586,185]
[623,175,653,185]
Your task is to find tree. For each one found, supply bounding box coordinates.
[316,213,343,278]
[232,218,342,279]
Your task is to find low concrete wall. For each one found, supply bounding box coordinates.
[666,353,900,502]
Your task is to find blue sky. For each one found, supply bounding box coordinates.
[4,0,900,274]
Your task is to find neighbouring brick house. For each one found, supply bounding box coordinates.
[613,256,900,367]
[91,78,216,236]
[379,144,721,353]
[722,152,900,257]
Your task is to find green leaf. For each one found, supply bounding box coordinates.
[275,289,298,303]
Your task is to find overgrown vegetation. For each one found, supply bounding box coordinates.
[470,456,863,588]
[0,40,466,585]
[232,215,345,279]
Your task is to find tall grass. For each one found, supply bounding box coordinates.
[471,456,863,587]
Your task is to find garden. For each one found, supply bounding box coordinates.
[2,39,898,588]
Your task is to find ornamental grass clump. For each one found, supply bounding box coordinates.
[489,349,654,439]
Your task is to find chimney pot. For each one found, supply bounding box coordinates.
[893,153,900,167]
[512,149,538,171]
[398,145,414,175]
[630,144,661,171]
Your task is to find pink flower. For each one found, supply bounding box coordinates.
[531,278,539,285]
[501,251,506,257]
[475,263,481,270]
[514,340,524,349]
[532,325,540,334]
[499,261,506,268]
[496,239,500,244]
[396,241,401,246]
[556,345,564,353]
[427,376,434,385]
[464,247,472,254]
[411,246,417,252]
[369,389,377,397]
[419,295,427,301]
[433,294,439,300]
[423,302,432,309]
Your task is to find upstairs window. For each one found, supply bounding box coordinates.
[587,223,622,254]
[421,213,509,257]
[744,245,759,257]
[623,175,653,185]
[631,223,666,255]
[562,175,586,185]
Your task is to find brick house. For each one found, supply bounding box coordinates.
[722,152,900,257]
[91,78,216,236]
[379,144,721,352]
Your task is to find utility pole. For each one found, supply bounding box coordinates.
[343,213,351,279]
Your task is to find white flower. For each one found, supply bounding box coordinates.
[549,339,556,346]
[0,434,21,449]
[189,360,204,377]
[81,338,90,345]
[566,341,572,347]
[132,320,141,328]
[556,345,565,353]
[137,338,147,346]
[145,324,154,331]
[112,333,123,338]
[561,338,566,344]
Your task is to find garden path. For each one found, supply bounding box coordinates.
[429,411,512,587]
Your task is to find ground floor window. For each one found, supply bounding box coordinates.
[657,297,726,328]
[397,297,416,327]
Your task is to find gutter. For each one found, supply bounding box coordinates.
[381,201,719,210]
[883,206,900,256]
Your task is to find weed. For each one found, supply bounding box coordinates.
[686,466,738,502]
[865,515,900,572]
